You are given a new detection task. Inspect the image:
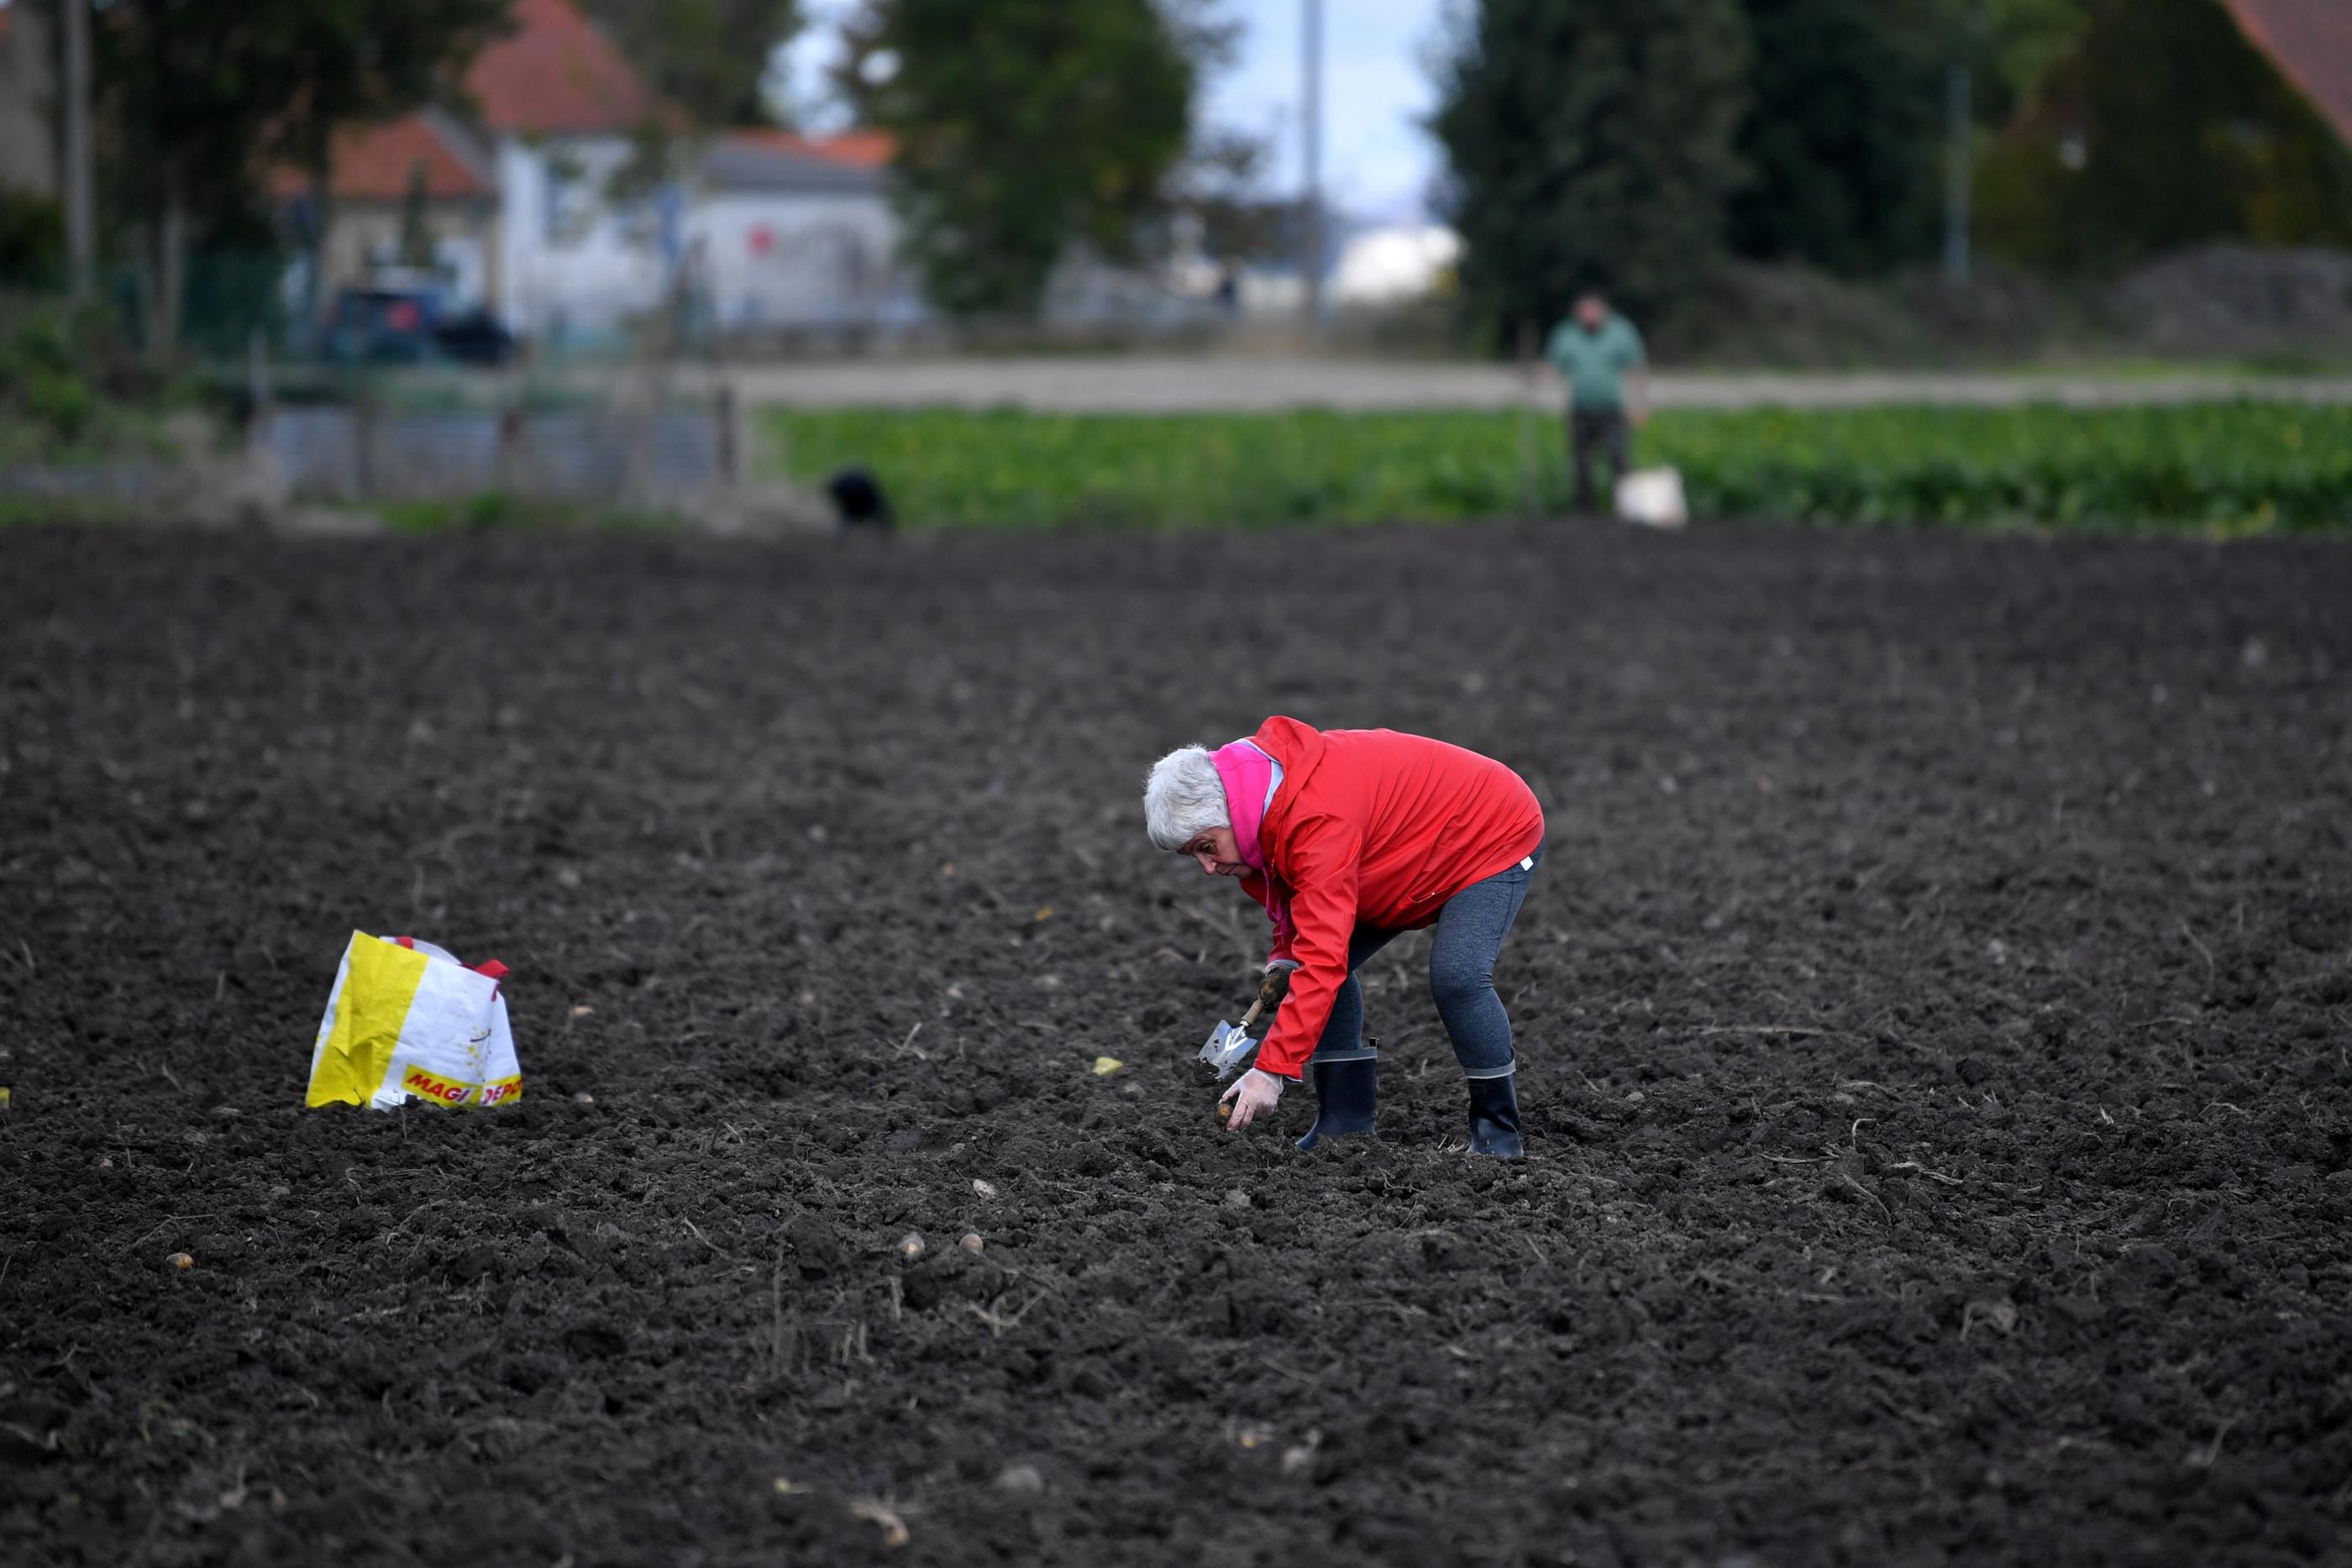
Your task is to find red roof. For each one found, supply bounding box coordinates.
[275,0,659,202]
[464,0,655,135]
[720,128,895,170]
[271,113,494,202]
[2220,0,2352,145]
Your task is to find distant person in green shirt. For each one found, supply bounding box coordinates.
[1545,291,1649,515]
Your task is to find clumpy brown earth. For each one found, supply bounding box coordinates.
[3,520,2349,1567]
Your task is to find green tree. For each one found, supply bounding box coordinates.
[577,0,803,128]
[1973,0,2352,272]
[396,163,438,271]
[837,0,1201,317]
[0,191,64,291]
[68,0,512,353]
[1171,127,1290,268]
[1979,0,2093,109]
[1430,0,1752,336]
[1729,0,1965,276]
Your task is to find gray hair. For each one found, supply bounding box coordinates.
[1143,744,1230,852]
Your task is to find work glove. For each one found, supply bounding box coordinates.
[1219,1067,1284,1131]
[1257,960,1300,1008]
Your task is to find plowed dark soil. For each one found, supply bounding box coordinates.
[3,522,2349,1567]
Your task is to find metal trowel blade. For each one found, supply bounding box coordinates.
[1198,1020,1260,1079]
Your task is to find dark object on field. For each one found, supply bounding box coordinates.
[826,465,895,538]
[1465,1073,1523,1159]
[432,308,519,367]
[1294,1048,1377,1151]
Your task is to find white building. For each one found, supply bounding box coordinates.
[289,0,926,349]
[1332,224,1462,307]
[686,130,917,334]
[289,0,675,344]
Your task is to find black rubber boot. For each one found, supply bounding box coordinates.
[1466,1072,1524,1158]
[1294,1046,1378,1151]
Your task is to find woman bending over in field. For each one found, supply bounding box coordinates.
[1143,717,1546,1156]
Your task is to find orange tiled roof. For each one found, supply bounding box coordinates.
[2220,0,2352,145]
[720,128,895,170]
[270,113,494,202]
[464,0,655,135]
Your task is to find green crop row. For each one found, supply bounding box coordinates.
[764,402,2352,535]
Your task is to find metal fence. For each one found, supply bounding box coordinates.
[260,399,731,502]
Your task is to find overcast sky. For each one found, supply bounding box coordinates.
[780,0,1454,223]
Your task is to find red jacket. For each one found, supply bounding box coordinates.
[1238,718,1545,1079]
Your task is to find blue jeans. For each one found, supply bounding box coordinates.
[1307,847,1541,1078]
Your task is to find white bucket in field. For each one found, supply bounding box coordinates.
[1614,467,1688,529]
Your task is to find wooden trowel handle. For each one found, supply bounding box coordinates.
[1234,965,1295,1032]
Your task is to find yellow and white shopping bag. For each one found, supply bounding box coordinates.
[306,932,522,1109]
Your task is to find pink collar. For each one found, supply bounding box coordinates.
[1210,740,1277,873]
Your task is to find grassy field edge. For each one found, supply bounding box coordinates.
[763,402,2352,536]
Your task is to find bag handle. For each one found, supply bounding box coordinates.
[392,935,509,982]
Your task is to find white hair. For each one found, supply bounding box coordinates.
[1143,744,1230,852]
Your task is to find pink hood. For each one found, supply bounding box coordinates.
[1212,738,1294,955]
[1211,740,1276,872]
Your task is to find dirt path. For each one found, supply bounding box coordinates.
[3,522,2349,1565]
[685,356,2352,412]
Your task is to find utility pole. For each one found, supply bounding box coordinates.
[1943,63,1971,286]
[63,0,95,299]
[1300,0,1324,332]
